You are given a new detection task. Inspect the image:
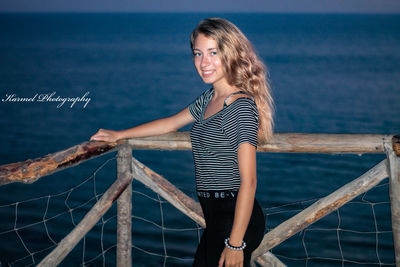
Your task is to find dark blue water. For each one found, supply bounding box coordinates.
[0,13,399,266]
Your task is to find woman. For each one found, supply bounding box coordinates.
[90,17,274,267]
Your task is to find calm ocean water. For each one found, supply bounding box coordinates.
[0,13,399,266]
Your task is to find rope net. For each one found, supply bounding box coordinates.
[0,155,395,266]
[265,181,395,266]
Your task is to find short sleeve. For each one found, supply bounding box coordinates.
[222,98,259,150]
[187,88,213,122]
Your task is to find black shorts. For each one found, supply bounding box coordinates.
[193,190,265,267]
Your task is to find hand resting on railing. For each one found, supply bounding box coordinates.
[90,129,121,142]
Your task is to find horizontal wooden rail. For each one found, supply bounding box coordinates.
[129,132,394,154]
[0,133,395,186]
[0,139,124,186]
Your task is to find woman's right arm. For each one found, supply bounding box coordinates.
[90,107,194,142]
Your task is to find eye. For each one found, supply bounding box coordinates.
[193,52,202,57]
[211,51,218,56]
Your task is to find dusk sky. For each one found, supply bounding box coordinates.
[1,0,400,13]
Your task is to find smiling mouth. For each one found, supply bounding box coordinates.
[202,70,214,78]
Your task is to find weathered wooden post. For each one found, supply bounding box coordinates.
[384,135,400,266]
[117,143,133,267]
[38,142,133,266]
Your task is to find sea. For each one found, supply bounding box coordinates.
[0,13,399,266]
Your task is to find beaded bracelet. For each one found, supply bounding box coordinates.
[224,238,246,251]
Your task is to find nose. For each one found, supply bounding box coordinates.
[200,55,210,68]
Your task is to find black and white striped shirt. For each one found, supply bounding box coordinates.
[188,88,259,191]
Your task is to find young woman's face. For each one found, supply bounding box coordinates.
[192,34,228,87]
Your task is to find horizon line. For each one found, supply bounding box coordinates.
[1,11,400,15]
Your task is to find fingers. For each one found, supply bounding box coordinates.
[219,248,244,267]
[90,132,101,141]
[90,129,110,142]
[218,251,225,267]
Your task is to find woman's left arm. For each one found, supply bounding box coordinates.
[219,142,257,267]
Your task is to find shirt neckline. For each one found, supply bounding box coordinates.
[200,89,223,123]
[199,88,253,123]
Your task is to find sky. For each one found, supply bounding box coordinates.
[1,0,400,13]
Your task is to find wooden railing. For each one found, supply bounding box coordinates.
[0,133,398,266]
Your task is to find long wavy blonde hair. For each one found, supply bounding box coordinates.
[190,18,274,143]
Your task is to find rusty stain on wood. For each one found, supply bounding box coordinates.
[310,195,351,223]
[0,140,124,185]
[393,135,400,156]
